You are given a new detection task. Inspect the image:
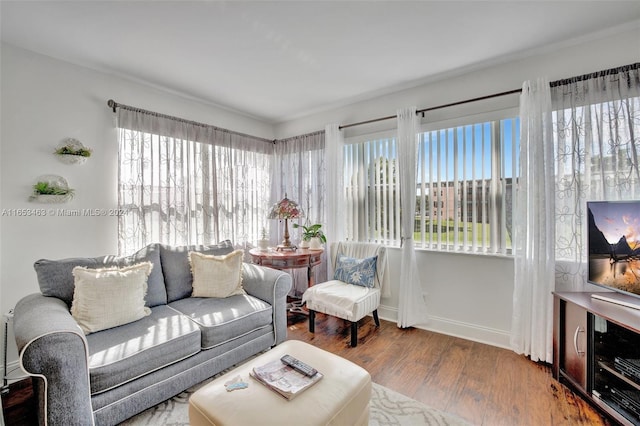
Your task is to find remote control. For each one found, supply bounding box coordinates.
[280,354,318,377]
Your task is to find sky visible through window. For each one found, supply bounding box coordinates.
[418,118,520,183]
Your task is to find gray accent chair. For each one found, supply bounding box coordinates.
[12,241,292,425]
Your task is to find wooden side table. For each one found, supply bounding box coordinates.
[248,248,323,288]
[249,248,323,314]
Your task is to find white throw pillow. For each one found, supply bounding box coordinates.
[70,262,153,334]
[189,249,246,298]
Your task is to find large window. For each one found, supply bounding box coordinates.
[416,118,519,254]
[117,114,272,255]
[344,117,519,255]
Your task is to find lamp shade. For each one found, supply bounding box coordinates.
[268,195,304,220]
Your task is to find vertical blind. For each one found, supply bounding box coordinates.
[344,135,401,245]
[344,118,519,255]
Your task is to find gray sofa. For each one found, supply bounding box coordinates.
[12,241,292,425]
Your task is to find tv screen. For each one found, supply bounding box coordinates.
[588,200,640,299]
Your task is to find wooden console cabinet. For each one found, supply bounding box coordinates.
[553,292,640,425]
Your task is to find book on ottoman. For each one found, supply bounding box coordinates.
[250,358,323,400]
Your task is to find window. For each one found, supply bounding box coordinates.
[118,125,272,255]
[344,135,401,245]
[344,117,519,255]
[416,118,519,254]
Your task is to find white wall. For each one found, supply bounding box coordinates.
[0,43,274,374]
[275,24,640,349]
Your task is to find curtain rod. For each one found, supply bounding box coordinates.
[106,99,275,144]
[339,62,640,130]
[278,129,325,142]
[338,88,522,130]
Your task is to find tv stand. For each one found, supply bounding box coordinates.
[553,292,640,425]
[591,293,640,311]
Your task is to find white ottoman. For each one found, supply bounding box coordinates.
[189,340,371,426]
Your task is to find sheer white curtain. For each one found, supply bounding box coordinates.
[511,64,640,362]
[552,64,640,291]
[324,124,345,278]
[397,107,429,328]
[117,107,273,255]
[271,131,327,295]
[511,79,555,362]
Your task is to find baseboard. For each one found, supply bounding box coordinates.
[375,304,511,350]
[376,304,398,324]
[2,360,27,387]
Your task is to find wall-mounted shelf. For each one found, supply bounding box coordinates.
[54,138,92,165]
[29,174,74,203]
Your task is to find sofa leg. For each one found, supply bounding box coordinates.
[309,310,315,333]
[373,310,380,327]
[350,322,358,347]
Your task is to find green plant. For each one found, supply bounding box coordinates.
[292,223,326,243]
[260,227,268,239]
[54,144,92,157]
[32,181,74,197]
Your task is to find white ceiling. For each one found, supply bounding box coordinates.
[2,1,639,124]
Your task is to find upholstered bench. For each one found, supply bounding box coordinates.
[189,339,371,426]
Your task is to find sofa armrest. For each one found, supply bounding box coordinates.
[242,263,292,345]
[13,293,94,425]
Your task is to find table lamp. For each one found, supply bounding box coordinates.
[268,194,304,251]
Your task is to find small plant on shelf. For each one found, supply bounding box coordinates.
[54,138,92,164]
[29,179,74,203]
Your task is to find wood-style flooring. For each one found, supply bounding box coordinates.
[287,311,613,426]
[2,312,613,425]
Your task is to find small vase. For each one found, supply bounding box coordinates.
[309,237,322,250]
[299,239,310,249]
[258,239,269,251]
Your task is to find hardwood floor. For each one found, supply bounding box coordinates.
[1,378,36,426]
[287,311,613,426]
[2,312,613,426]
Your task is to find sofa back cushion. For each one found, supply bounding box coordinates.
[160,240,234,302]
[34,244,167,307]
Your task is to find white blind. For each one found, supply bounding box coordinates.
[343,118,519,255]
[344,136,401,245]
[416,118,519,254]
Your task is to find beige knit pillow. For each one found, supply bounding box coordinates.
[189,250,246,298]
[70,262,152,334]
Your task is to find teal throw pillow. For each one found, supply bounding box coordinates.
[334,254,377,288]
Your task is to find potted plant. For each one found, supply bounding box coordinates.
[54,138,92,164]
[30,180,74,203]
[258,227,269,251]
[293,223,326,249]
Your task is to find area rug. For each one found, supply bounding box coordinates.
[120,379,470,426]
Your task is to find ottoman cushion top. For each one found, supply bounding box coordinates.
[189,340,371,426]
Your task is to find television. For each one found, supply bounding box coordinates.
[588,200,640,309]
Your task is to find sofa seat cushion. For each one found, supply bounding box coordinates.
[86,305,201,395]
[169,295,272,350]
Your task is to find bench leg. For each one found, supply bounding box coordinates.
[350,322,358,347]
[309,310,315,333]
[373,310,380,327]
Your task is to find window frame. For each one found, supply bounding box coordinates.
[343,107,519,256]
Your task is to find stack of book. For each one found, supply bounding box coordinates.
[250,356,323,400]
